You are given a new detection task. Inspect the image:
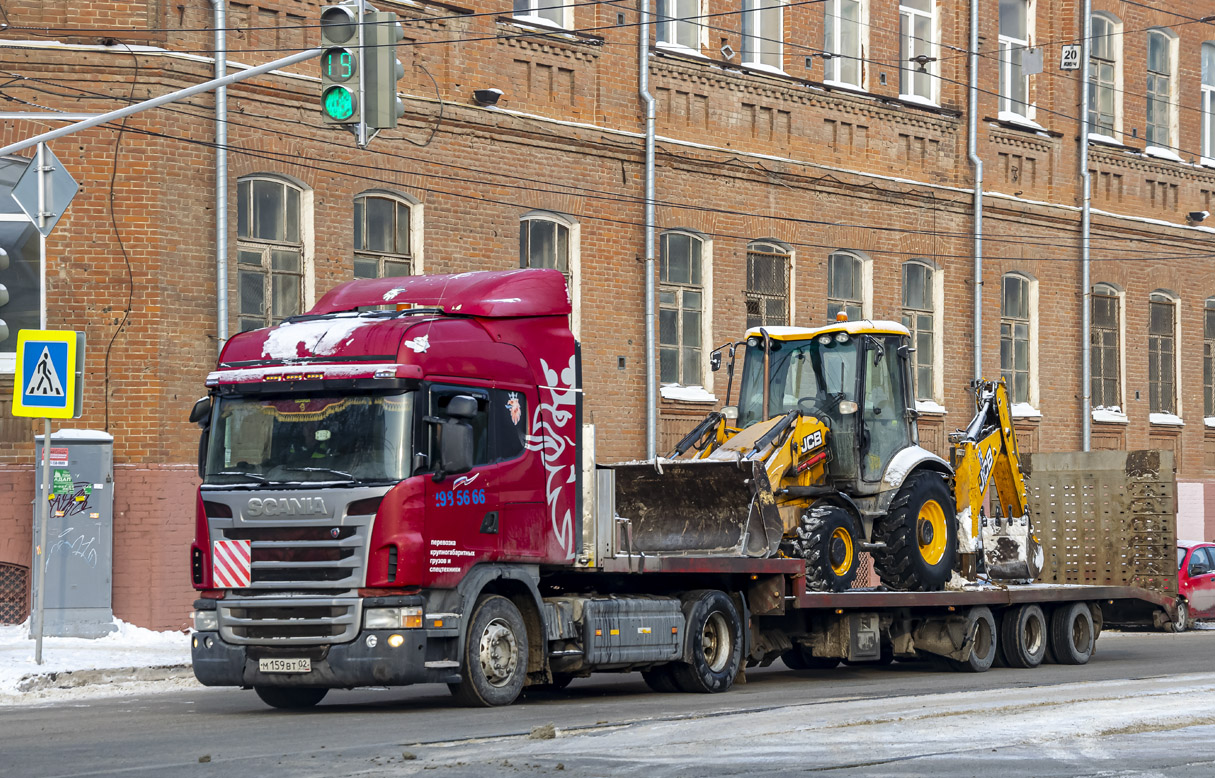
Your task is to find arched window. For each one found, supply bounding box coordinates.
[745,241,790,329]
[519,212,573,281]
[237,175,306,331]
[1091,283,1121,410]
[1149,291,1178,415]
[354,192,416,279]
[902,260,937,402]
[1146,28,1177,151]
[827,251,864,321]
[1088,12,1122,137]
[1000,273,1034,405]
[660,230,705,386]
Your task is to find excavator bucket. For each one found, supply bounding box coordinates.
[982,519,1044,583]
[607,459,785,558]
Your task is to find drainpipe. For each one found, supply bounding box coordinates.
[640,0,657,459]
[967,0,983,382]
[210,0,229,350]
[1080,0,1093,451]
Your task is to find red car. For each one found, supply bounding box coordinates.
[1171,541,1215,631]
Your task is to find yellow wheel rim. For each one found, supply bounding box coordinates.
[829,527,854,576]
[917,500,948,566]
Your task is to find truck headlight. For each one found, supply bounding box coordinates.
[364,606,423,629]
[192,610,219,632]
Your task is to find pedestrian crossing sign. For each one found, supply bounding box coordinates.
[12,330,84,419]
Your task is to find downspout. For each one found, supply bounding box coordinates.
[210,0,229,350]
[1080,0,1093,451]
[640,0,657,459]
[967,0,983,381]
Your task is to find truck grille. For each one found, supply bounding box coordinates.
[220,526,363,585]
[218,597,360,645]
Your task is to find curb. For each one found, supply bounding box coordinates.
[16,664,195,693]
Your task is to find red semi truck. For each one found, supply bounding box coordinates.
[188,269,1173,708]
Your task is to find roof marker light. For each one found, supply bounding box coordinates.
[835,311,849,322]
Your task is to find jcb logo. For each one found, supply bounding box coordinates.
[799,430,824,454]
[247,497,330,518]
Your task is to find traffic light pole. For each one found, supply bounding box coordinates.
[0,48,322,158]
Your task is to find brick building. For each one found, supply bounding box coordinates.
[1,0,1214,630]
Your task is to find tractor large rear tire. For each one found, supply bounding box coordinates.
[872,471,957,592]
[784,505,860,592]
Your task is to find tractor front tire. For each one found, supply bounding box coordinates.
[786,505,860,592]
[872,471,957,592]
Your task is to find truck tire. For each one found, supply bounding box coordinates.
[670,590,743,694]
[872,471,957,592]
[782,645,840,670]
[1049,602,1095,665]
[947,606,997,673]
[254,686,328,709]
[1164,599,1190,633]
[641,665,680,693]
[999,604,1047,668]
[787,505,860,592]
[450,594,529,707]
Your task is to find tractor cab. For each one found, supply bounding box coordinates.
[735,321,916,489]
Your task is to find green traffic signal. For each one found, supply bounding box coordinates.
[323,86,355,121]
[320,2,361,125]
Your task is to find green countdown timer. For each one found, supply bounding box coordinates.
[321,47,355,83]
[323,86,355,121]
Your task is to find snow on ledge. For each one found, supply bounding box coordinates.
[1206,416,1215,429]
[1087,132,1124,147]
[660,384,718,403]
[915,400,947,415]
[655,41,710,59]
[34,428,115,442]
[997,111,1045,131]
[1150,412,1184,427]
[1010,402,1042,419]
[1144,146,1184,163]
[1092,406,1128,424]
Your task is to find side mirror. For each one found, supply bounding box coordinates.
[710,349,723,372]
[721,405,738,421]
[436,421,474,481]
[189,396,212,427]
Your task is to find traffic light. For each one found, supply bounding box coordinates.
[365,11,405,129]
[320,1,361,124]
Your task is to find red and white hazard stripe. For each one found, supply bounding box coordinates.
[212,539,252,588]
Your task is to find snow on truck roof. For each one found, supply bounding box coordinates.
[745,320,909,341]
[310,268,572,318]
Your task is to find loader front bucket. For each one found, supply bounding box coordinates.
[607,458,784,558]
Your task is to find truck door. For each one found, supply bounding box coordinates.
[422,386,501,581]
[860,335,913,482]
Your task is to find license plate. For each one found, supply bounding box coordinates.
[258,657,311,673]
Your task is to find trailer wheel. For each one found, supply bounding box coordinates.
[671,590,743,694]
[782,645,840,670]
[1164,599,1190,633]
[999,604,1047,669]
[450,594,529,707]
[1049,602,1095,665]
[254,686,328,709]
[641,665,680,693]
[786,505,859,592]
[872,471,957,592]
[947,606,998,673]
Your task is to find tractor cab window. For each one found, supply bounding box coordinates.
[860,336,912,482]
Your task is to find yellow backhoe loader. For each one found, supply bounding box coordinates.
[661,317,1042,592]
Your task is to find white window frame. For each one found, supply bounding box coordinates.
[1148,290,1181,418]
[901,259,943,405]
[898,0,938,105]
[1204,296,1215,421]
[998,0,1035,122]
[656,0,705,57]
[826,250,872,321]
[744,240,792,329]
[1088,12,1123,141]
[1000,272,1039,409]
[520,210,580,337]
[353,190,423,279]
[823,0,868,90]
[1090,282,1124,413]
[659,229,713,395]
[1203,42,1215,165]
[236,173,314,333]
[741,0,784,73]
[512,0,572,30]
[1145,28,1179,157]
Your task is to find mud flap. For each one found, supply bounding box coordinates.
[608,459,784,557]
[982,515,1043,583]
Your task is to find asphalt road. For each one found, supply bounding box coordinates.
[2,629,1214,777]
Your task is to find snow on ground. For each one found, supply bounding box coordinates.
[0,619,194,705]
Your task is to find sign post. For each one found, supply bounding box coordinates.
[12,329,84,664]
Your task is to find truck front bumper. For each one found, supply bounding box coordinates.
[191,630,457,688]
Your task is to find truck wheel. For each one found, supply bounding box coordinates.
[1164,599,1190,633]
[1049,602,1095,665]
[999,604,1047,668]
[947,606,997,673]
[782,645,840,670]
[641,665,680,693]
[254,686,328,709]
[788,505,859,592]
[872,471,957,592]
[671,590,743,694]
[450,594,529,707]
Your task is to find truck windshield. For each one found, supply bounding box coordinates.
[204,391,414,486]
[737,337,859,428]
